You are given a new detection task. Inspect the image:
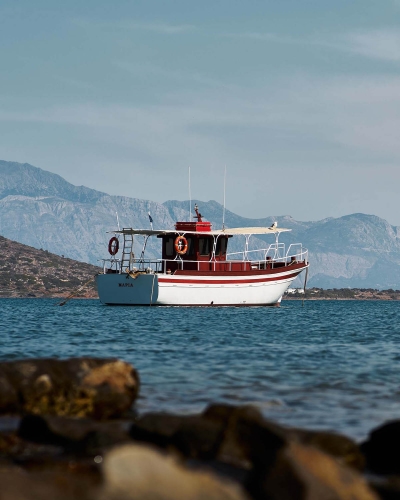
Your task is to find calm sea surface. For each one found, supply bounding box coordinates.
[1,298,399,440]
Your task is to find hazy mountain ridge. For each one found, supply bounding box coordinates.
[0,160,399,289]
[0,161,104,203]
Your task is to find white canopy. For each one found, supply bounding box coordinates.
[218,227,291,235]
[113,226,291,236]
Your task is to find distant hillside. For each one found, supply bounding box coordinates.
[0,234,100,298]
[1,160,400,289]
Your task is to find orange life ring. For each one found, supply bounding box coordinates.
[174,236,188,255]
[108,236,119,256]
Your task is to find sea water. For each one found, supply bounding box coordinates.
[1,298,399,440]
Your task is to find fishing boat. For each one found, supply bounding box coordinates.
[95,205,309,306]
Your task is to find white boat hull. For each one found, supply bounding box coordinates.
[95,266,306,306]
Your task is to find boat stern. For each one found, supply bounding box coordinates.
[96,272,159,305]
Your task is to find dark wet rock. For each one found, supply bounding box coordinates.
[0,430,64,465]
[361,420,400,474]
[0,377,19,413]
[131,404,377,499]
[205,405,371,497]
[255,442,378,500]
[0,358,139,418]
[0,415,21,433]
[0,416,21,458]
[0,465,100,500]
[130,413,193,447]
[7,444,65,467]
[368,474,400,500]
[170,416,226,459]
[130,413,226,460]
[130,404,289,495]
[18,414,132,455]
[100,443,248,500]
[292,428,365,471]
[130,404,287,469]
[203,404,287,470]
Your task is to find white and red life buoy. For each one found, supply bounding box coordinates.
[174,236,188,255]
[108,236,119,256]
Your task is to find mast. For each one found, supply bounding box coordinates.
[188,166,192,221]
[222,165,226,230]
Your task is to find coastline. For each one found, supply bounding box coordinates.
[1,294,399,301]
[284,297,400,301]
[284,288,400,301]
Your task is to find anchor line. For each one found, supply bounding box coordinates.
[57,275,96,306]
[150,273,156,306]
[302,266,309,307]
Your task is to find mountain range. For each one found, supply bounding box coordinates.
[0,160,399,289]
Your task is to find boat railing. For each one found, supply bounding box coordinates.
[100,258,121,274]
[227,242,286,261]
[100,245,308,274]
[100,258,164,275]
[285,243,307,262]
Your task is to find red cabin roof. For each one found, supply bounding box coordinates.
[175,221,212,232]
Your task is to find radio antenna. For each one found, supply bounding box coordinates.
[222,165,227,230]
[188,166,192,221]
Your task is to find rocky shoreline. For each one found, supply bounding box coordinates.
[284,287,400,301]
[0,357,398,499]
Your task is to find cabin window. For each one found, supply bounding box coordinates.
[221,238,227,254]
[186,237,195,256]
[215,237,227,256]
[199,238,211,256]
[165,237,174,257]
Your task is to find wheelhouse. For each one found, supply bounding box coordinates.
[159,219,231,273]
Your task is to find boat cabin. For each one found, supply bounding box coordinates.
[159,229,229,273]
[158,206,234,274]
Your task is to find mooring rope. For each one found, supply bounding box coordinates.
[150,273,156,306]
[302,266,309,307]
[57,275,96,307]
[126,268,144,279]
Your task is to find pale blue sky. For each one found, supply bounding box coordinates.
[1,1,400,223]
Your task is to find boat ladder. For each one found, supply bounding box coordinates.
[121,230,134,272]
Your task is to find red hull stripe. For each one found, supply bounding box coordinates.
[158,271,301,285]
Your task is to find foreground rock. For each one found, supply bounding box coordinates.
[130,404,364,469]
[0,358,139,418]
[130,404,376,500]
[18,414,132,456]
[0,357,389,500]
[101,444,248,500]
[0,465,100,500]
[0,402,379,500]
[291,427,365,471]
[259,442,377,500]
[361,420,400,475]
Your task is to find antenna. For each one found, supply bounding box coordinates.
[148,212,153,230]
[222,165,227,230]
[188,166,192,221]
[116,211,121,232]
